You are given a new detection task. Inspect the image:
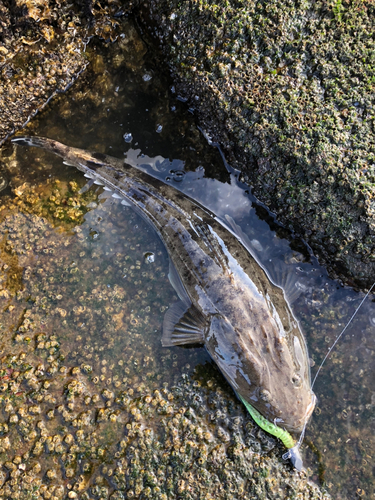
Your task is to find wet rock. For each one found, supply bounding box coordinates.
[0,0,137,146]
[0,172,331,499]
[138,0,375,289]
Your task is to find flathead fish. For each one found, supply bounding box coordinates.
[12,136,316,440]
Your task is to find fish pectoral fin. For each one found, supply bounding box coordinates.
[224,214,302,304]
[162,301,207,347]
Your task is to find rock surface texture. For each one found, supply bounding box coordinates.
[1,0,375,287]
[0,0,135,145]
[140,0,375,289]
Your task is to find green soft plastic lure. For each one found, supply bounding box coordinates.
[238,394,295,448]
[238,394,303,470]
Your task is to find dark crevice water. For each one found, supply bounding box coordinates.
[0,18,374,500]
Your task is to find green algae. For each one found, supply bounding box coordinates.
[9,179,100,230]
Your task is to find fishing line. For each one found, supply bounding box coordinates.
[289,280,375,459]
[311,280,375,390]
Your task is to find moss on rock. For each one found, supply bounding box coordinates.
[139,0,375,288]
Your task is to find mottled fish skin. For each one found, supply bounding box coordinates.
[12,136,316,434]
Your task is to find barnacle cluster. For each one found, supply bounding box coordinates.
[0,191,331,499]
[141,0,375,288]
[0,0,136,146]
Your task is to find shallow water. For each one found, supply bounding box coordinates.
[1,18,375,500]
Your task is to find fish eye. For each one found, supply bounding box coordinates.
[291,374,302,388]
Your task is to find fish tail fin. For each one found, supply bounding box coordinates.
[12,136,57,150]
[12,136,124,173]
[12,136,73,162]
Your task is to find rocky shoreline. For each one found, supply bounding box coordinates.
[1,0,375,289]
[1,1,374,498]
[138,0,375,290]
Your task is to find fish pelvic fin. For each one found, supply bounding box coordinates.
[162,301,207,347]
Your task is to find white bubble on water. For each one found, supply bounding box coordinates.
[144,252,155,264]
[123,133,133,143]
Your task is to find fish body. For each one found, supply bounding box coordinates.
[12,136,315,434]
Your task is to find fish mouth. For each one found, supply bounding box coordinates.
[298,391,317,432]
[305,392,317,421]
[283,391,317,434]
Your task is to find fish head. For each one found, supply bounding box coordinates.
[206,314,316,434]
[276,336,317,434]
[242,314,317,434]
[253,359,317,435]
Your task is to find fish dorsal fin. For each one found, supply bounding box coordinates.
[268,259,303,305]
[162,301,207,346]
[224,214,302,304]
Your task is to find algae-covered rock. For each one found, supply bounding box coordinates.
[0,0,137,146]
[0,174,330,500]
[139,0,375,288]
